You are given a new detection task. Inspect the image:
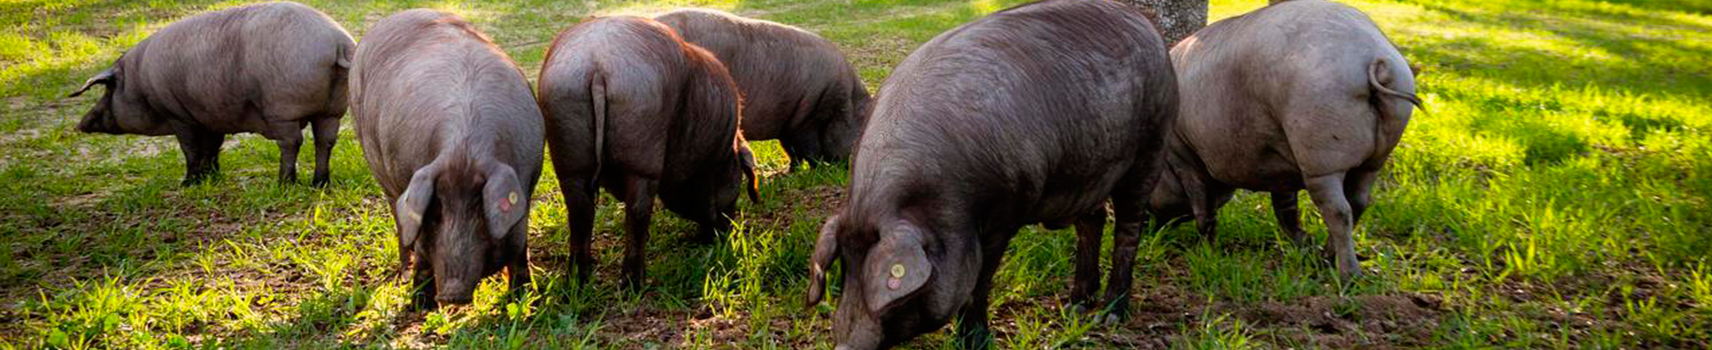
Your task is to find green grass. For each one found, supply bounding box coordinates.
[2,0,1710,348]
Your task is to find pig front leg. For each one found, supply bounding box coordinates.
[505,224,532,296]
[1171,164,1221,241]
[409,251,438,311]
[173,127,225,186]
[1344,168,1381,226]
[1305,173,1361,278]
[1270,191,1310,246]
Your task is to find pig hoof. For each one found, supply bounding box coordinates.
[310,176,330,188]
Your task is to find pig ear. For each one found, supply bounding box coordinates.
[738,144,759,203]
[482,163,527,240]
[805,213,842,308]
[396,166,439,250]
[862,222,933,314]
[69,68,115,98]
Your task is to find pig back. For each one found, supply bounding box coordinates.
[538,17,718,180]
[850,0,1175,225]
[1169,0,1412,186]
[656,9,862,141]
[125,2,353,132]
[352,9,544,196]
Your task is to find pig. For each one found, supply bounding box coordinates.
[654,9,872,169]
[69,1,355,186]
[349,9,543,308]
[1149,0,1422,277]
[537,16,760,288]
[802,0,1178,348]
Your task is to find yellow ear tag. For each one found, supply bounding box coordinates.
[887,263,906,290]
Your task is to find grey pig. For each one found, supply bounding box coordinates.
[1149,0,1422,277]
[656,9,872,169]
[804,0,1178,348]
[537,16,760,289]
[70,1,354,186]
[349,9,543,308]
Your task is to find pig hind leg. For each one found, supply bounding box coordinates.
[1069,205,1106,311]
[1283,94,1381,278]
[554,159,599,283]
[1098,152,1169,321]
[268,123,305,185]
[618,176,659,290]
[309,115,340,187]
[1304,173,1361,277]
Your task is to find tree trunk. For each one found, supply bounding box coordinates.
[1117,0,1208,47]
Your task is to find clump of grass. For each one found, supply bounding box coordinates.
[1175,310,1259,350]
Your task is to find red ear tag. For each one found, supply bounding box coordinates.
[500,191,517,212]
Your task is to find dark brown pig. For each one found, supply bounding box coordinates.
[1150,0,1422,277]
[69,1,354,186]
[349,9,543,309]
[802,0,1178,348]
[654,9,871,169]
[537,16,760,288]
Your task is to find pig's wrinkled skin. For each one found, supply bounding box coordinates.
[350,9,543,309]
[1150,0,1422,277]
[70,1,354,186]
[803,0,1178,348]
[655,9,871,169]
[538,16,760,289]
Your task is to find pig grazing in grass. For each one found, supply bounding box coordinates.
[350,9,543,308]
[1150,0,1422,277]
[538,16,760,289]
[70,1,354,186]
[802,0,1178,348]
[655,9,872,169]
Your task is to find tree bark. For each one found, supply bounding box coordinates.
[1117,0,1208,47]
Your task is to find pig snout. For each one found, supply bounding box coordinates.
[434,277,476,304]
[76,108,110,134]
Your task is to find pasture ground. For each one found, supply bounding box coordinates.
[2,0,1710,348]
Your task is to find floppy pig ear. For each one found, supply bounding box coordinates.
[806,213,841,308]
[69,68,115,98]
[862,222,933,314]
[482,163,527,240]
[396,166,439,249]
